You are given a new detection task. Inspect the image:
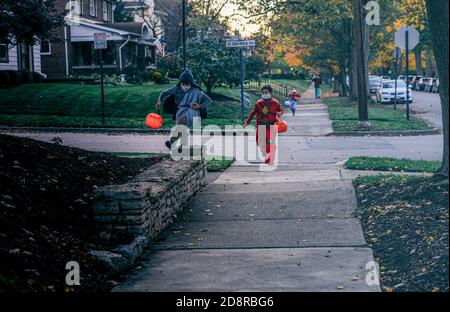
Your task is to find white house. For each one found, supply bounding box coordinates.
[0,42,42,73]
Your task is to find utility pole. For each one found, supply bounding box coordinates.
[353,0,370,128]
[182,0,187,69]
[240,48,244,121]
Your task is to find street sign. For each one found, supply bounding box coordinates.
[94,33,107,50]
[395,26,420,50]
[225,39,257,120]
[94,33,107,124]
[394,26,419,121]
[226,40,256,48]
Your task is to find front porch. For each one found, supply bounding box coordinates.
[69,21,157,76]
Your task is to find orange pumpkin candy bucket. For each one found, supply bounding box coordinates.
[146,113,163,129]
[275,120,288,133]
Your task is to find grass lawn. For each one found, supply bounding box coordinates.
[109,152,234,172]
[0,83,257,129]
[345,157,442,173]
[246,79,310,98]
[353,175,449,292]
[324,96,432,132]
[203,157,235,172]
[263,79,310,93]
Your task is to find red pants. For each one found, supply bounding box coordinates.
[256,125,277,164]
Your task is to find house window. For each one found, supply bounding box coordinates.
[89,0,97,17]
[40,40,51,55]
[0,43,8,63]
[102,1,109,21]
[72,0,81,15]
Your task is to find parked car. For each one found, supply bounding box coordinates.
[369,76,382,94]
[416,77,432,91]
[424,78,438,93]
[376,80,413,104]
[381,75,391,80]
[432,79,440,93]
[411,76,422,90]
[397,75,415,88]
[398,75,414,82]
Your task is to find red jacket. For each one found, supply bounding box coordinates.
[288,93,301,101]
[245,98,283,126]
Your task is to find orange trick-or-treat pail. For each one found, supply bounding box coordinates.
[276,121,288,133]
[146,113,163,129]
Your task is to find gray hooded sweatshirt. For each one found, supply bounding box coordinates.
[158,70,211,128]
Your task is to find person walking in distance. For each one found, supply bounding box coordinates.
[312,76,322,99]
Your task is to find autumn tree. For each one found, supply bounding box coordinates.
[0,0,63,46]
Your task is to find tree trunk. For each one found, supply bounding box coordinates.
[352,0,369,125]
[351,48,358,100]
[414,48,423,76]
[425,47,434,77]
[426,0,449,177]
[364,19,370,96]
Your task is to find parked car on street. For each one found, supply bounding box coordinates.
[415,77,432,91]
[411,76,422,90]
[424,78,438,93]
[381,75,391,80]
[397,75,415,88]
[432,79,440,93]
[369,76,383,94]
[398,75,414,82]
[376,80,413,104]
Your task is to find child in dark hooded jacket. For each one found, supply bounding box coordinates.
[156,69,211,148]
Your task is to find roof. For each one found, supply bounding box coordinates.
[101,22,145,35]
[123,1,148,9]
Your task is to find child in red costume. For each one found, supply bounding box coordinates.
[244,85,283,164]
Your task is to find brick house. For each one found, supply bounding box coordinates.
[41,0,158,79]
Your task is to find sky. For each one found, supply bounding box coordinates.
[221,3,261,36]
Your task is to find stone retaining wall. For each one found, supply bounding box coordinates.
[92,159,206,242]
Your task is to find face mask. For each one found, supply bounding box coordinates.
[262,94,272,100]
[181,85,191,92]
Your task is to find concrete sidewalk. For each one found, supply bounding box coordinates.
[114,90,381,292]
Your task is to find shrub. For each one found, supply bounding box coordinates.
[20,71,33,83]
[137,71,152,83]
[9,70,20,85]
[32,72,43,83]
[0,71,10,86]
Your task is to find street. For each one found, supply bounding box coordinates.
[372,90,443,130]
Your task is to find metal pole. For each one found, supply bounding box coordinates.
[182,0,187,69]
[100,49,105,125]
[240,48,244,121]
[405,29,410,120]
[394,51,399,111]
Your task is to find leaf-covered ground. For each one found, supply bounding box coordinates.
[354,175,449,292]
[0,134,164,292]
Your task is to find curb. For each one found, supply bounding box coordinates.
[327,128,440,137]
[0,126,256,136]
[0,126,171,135]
